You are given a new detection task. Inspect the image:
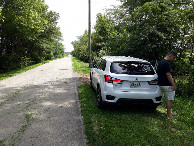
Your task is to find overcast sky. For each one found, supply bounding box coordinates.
[44,0,121,52]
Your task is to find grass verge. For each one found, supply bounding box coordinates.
[72,57,90,75]
[72,57,194,145]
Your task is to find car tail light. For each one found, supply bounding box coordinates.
[105,75,122,83]
[148,79,159,85]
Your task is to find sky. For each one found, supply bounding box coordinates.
[44,0,121,52]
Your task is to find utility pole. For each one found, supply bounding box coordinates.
[88,0,91,64]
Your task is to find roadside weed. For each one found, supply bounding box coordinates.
[0,140,6,146]
[72,57,90,75]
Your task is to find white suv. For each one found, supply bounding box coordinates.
[90,56,162,109]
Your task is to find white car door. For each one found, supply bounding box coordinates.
[92,58,106,89]
[92,67,98,89]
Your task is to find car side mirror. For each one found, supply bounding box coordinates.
[89,63,94,68]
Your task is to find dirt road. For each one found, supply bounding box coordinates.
[0,57,87,146]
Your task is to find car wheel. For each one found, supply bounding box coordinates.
[97,87,105,109]
[148,105,157,111]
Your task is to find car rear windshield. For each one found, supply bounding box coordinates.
[110,61,155,75]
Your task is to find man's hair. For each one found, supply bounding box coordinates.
[166,51,177,57]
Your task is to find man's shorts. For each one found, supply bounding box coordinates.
[160,86,175,101]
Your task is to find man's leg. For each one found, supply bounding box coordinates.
[166,100,173,118]
[160,86,175,118]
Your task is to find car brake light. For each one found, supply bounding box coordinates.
[148,80,159,85]
[105,75,122,83]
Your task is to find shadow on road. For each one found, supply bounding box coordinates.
[0,77,86,146]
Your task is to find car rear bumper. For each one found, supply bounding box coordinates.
[101,86,163,104]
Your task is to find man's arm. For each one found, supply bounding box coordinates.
[166,72,177,91]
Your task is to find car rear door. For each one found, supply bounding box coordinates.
[92,59,106,89]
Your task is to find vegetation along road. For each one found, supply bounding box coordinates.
[0,57,87,146]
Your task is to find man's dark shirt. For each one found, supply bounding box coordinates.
[157,59,172,86]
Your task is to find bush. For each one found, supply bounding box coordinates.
[174,52,194,98]
[175,64,194,98]
[176,77,193,98]
[0,55,33,72]
[0,55,21,72]
[20,56,33,68]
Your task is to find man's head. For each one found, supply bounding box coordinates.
[165,51,177,61]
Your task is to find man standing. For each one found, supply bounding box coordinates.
[158,51,177,118]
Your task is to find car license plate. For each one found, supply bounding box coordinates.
[130,82,141,88]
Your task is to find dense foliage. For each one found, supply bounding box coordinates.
[72,0,193,97]
[0,0,65,72]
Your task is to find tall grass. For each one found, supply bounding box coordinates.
[72,57,90,74]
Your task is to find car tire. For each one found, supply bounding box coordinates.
[97,87,105,109]
[148,105,157,111]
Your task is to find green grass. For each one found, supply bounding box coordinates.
[72,56,194,145]
[0,140,6,146]
[79,84,194,146]
[72,57,90,74]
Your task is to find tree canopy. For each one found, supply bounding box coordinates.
[72,0,193,65]
[0,0,65,71]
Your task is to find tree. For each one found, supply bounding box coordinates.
[72,0,193,97]
[0,0,64,71]
[72,0,193,63]
[105,0,193,60]
[72,30,89,62]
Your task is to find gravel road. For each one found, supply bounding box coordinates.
[0,57,87,146]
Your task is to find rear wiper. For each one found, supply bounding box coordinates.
[121,72,131,74]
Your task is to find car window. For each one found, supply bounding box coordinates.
[95,60,101,69]
[100,59,106,71]
[110,61,155,75]
[96,59,106,71]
